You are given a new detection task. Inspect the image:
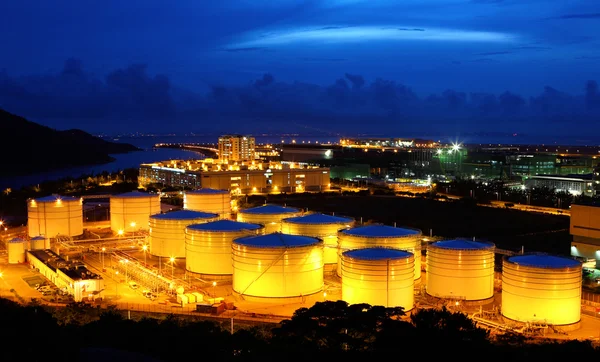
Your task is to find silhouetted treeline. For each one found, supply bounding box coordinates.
[1,299,598,362]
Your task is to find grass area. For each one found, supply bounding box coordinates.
[250,193,571,255]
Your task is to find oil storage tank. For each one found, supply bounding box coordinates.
[232,233,324,299]
[110,191,160,233]
[337,224,422,281]
[149,210,219,259]
[237,204,302,234]
[184,189,231,218]
[341,248,414,310]
[27,195,83,238]
[281,213,354,268]
[29,236,49,251]
[185,219,264,276]
[502,253,582,327]
[426,239,495,302]
[7,238,26,264]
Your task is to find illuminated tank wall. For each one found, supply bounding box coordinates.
[502,254,582,326]
[27,195,83,238]
[149,210,219,258]
[110,191,160,232]
[185,220,264,275]
[232,233,324,298]
[237,204,302,234]
[341,248,414,310]
[29,236,48,251]
[7,238,26,264]
[426,239,495,301]
[184,189,232,218]
[281,213,354,266]
[337,224,422,281]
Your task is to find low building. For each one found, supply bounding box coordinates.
[27,249,104,302]
[524,174,595,197]
[139,160,330,194]
[570,203,600,267]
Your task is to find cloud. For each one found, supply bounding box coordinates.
[476,51,513,56]
[229,25,516,48]
[300,57,347,62]
[221,47,271,52]
[1,59,599,136]
[557,13,600,19]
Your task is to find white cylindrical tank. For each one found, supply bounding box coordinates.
[337,224,423,281]
[185,220,264,275]
[110,191,160,232]
[341,247,414,310]
[237,204,302,234]
[7,238,26,264]
[232,233,324,298]
[502,254,582,326]
[27,194,83,238]
[426,239,496,301]
[184,189,231,218]
[29,236,48,251]
[149,210,219,258]
[281,213,354,266]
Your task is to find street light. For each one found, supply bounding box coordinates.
[121,259,129,283]
[117,229,124,236]
[170,257,175,279]
[142,244,148,266]
[212,281,217,297]
[101,247,106,270]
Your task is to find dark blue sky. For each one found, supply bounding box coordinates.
[1,1,600,138]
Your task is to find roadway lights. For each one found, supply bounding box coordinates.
[117,229,124,236]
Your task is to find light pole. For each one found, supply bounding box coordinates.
[101,247,106,270]
[212,281,217,297]
[121,259,129,283]
[115,271,119,297]
[170,257,175,280]
[142,245,148,266]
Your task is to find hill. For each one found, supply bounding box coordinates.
[0,109,140,177]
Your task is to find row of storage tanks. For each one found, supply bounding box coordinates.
[25,191,583,327]
[25,189,232,238]
[6,236,51,264]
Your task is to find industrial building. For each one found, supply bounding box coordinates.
[27,249,104,302]
[139,160,330,194]
[425,239,496,302]
[501,254,582,328]
[149,210,219,259]
[337,224,423,282]
[524,174,595,197]
[218,135,256,163]
[183,188,232,218]
[110,191,161,233]
[570,203,600,267]
[232,233,324,299]
[27,194,83,238]
[281,213,354,269]
[341,247,414,310]
[185,219,264,277]
[237,204,302,234]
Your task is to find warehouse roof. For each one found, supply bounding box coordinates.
[341,224,421,237]
[507,254,581,269]
[27,249,101,280]
[283,213,354,225]
[239,204,300,215]
[431,239,495,250]
[187,219,262,232]
[113,191,157,198]
[33,194,79,202]
[234,232,321,248]
[151,210,218,220]
[186,188,229,195]
[343,247,413,260]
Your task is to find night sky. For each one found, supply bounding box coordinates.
[1,1,600,139]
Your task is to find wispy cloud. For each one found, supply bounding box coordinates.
[221,47,271,53]
[557,13,600,19]
[230,25,516,48]
[301,57,347,62]
[476,51,513,55]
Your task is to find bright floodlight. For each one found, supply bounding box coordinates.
[452,143,461,151]
[170,257,175,263]
[436,149,443,154]
[130,222,136,228]
[117,229,124,235]
[142,244,148,251]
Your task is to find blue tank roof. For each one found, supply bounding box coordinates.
[341,224,421,238]
[151,210,218,220]
[34,194,79,202]
[343,247,413,260]
[113,191,157,198]
[30,236,46,240]
[234,232,321,248]
[432,239,495,250]
[239,204,300,215]
[508,254,581,269]
[186,188,229,195]
[9,237,25,243]
[283,213,353,224]
[187,219,262,232]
